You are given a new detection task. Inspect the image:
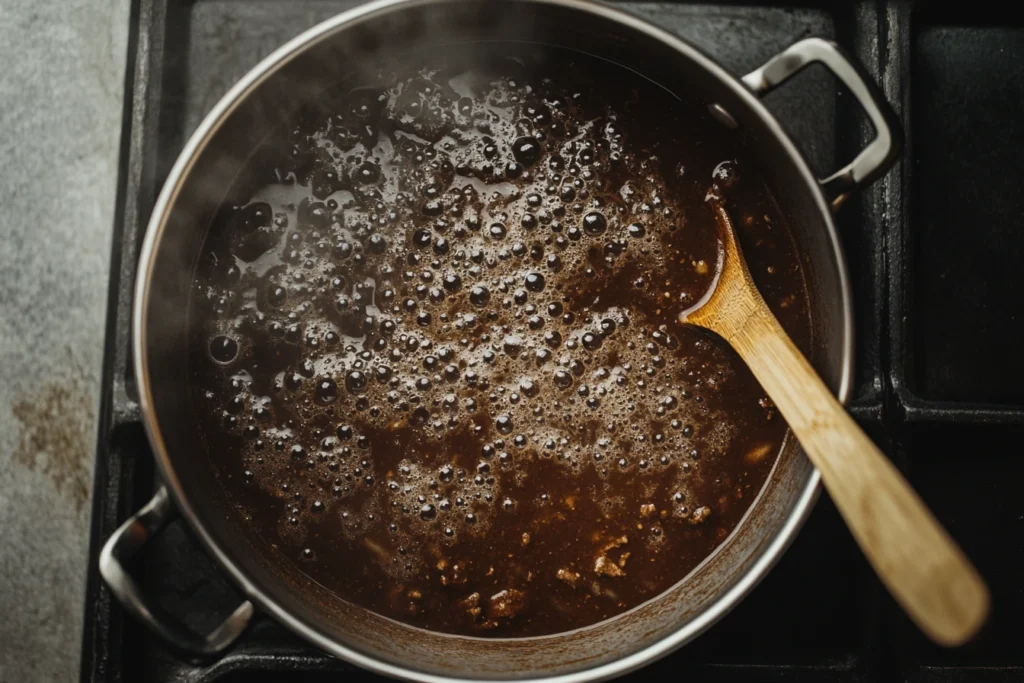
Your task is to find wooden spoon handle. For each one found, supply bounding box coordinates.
[725,299,989,645]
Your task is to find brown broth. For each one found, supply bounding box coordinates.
[188,49,809,637]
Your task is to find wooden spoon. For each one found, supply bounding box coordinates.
[681,192,989,646]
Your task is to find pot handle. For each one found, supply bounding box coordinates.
[742,37,902,209]
[99,486,254,658]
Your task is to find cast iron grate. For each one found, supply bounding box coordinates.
[80,1,1022,681]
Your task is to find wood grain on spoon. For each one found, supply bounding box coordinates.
[681,193,989,646]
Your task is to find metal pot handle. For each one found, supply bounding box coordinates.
[742,37,902,209]
[99,486,254,658]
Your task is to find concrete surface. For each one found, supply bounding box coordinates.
[0,0,130,680]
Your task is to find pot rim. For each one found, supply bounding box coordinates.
[132,0,853,680]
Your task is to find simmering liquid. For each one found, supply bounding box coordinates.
[188,49,809,637]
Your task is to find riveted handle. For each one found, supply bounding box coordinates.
[99,486,254,658]
[743,37,902,209]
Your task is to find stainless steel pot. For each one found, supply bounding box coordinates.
[101,0,900,679]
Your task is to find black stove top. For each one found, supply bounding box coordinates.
[80,1,1024,681]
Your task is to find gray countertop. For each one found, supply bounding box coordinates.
[0,0,130,680]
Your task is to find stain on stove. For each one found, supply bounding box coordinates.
[10,349,94,508]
